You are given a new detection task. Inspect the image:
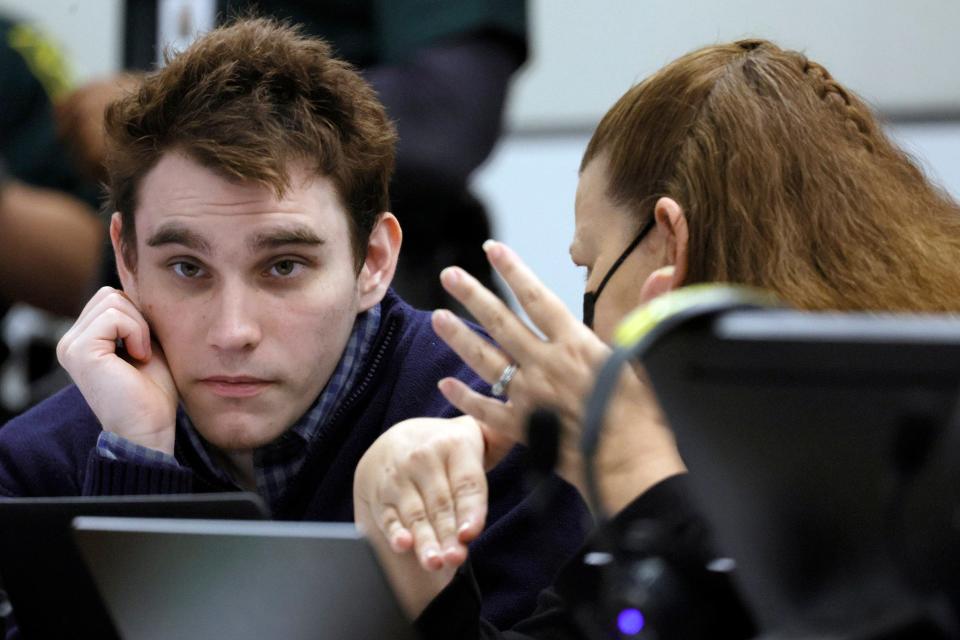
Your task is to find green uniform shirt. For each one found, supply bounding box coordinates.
[223,0,526,67]
[0,17,98,205]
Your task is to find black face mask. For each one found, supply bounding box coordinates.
[582,217,656,329]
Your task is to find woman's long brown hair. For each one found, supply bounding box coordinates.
[583,40,960,312]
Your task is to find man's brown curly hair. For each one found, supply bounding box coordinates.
[104,17,397,271]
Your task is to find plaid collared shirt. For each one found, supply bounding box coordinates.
[97,304,381,510]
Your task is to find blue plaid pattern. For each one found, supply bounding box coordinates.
[97,431,179,466]
[96,303,382,510]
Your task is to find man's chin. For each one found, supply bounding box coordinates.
[193,418,289,451]
[183,399,291,451]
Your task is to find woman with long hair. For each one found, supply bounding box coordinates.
[353,39,960,639]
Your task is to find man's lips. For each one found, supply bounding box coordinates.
[198,376,274,398]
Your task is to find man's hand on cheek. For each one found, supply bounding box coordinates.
[57,286,179,455]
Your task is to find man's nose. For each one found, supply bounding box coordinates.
[206,284,263,352]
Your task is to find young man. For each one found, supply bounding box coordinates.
[0,18,589,628]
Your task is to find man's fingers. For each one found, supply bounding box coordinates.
[73,300,150,361]
[60,304,146,366]
[72,286,122,328]
[438,267,542,364]
[67,288,151,356]
[82,308,152,362]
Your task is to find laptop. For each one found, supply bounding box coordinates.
[72,517,419,640]
[0,493,267,639]
[636,307,960,636]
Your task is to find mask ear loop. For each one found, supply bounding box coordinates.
[594,217,656,300]
[583,217,657,327]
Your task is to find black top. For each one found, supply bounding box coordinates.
[416,473,756,640]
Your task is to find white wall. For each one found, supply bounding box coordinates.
[0,0,121,82]
[510,0,960,129]
[3,0,960,123]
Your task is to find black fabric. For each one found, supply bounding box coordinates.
[122,0,159,71]
[220,0,526,68]
[416,473,757,640]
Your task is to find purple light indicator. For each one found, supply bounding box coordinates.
[617,608,645,635]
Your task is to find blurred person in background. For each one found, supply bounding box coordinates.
[0,15,105,423]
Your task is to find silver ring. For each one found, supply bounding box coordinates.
[491,363,518,396]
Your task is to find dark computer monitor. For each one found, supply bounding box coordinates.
[0,493,267,638]
[637,307,960,636]
[72,517,419,640]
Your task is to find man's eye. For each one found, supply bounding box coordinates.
[269,260,302,277]
[172,262,204,278]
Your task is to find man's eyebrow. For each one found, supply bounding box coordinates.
[248,227,325,251]
[146,225,212,254]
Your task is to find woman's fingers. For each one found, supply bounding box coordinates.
[438,266,542,365]
[437,378,524,445]
[432,308,514,384]
[365,418,489,572]
[409,512,446,571]
[377,505,414,553]
[410,457,463,567]
[446,446,489,545]
[381,479,444,571]
[482,240,578,340]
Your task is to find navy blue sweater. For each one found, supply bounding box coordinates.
[0,291,590,628]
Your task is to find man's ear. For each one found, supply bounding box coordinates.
[639,197,689,304]
[109,212,140,305]
[357,212,402,311]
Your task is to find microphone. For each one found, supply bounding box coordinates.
[523,407,562,511]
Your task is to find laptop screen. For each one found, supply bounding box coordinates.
[72,517,418,640]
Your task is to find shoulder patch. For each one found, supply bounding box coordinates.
[7,23,73,100]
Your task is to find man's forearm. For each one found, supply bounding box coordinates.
[82,450,194,495]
